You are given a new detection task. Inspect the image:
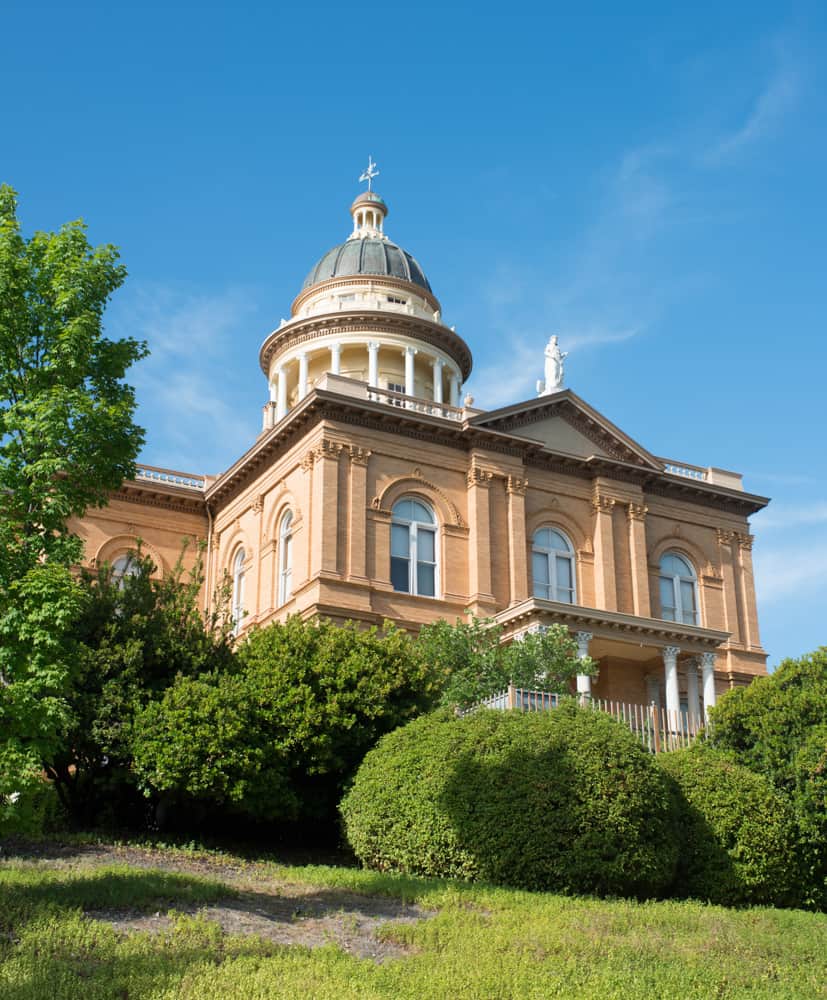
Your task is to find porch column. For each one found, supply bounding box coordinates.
[662,645,681,722]
[685,658,701,728]
[449,371,460,407]
[298,351,309,401]
[276,365,287,421]
[404,345,417,398]
[432,357,444,403]
[701,651,717,719]
[575,631,593,699]
[330,342,341,376]
[367,341,379,387]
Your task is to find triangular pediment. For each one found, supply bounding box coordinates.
[470,389,662,470]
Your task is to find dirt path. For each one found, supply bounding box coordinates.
[0,839,433,962]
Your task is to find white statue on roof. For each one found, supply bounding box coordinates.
[536,335,568,396]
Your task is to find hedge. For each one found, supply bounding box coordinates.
[341,702,678,898]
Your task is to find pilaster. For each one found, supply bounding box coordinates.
[506,474,529,606]
[466,462,496,611]
[309,439,342,578]
[347,446,371,582]
[735,532,761,651]
[627,503,651,617]
[592,490,617,611]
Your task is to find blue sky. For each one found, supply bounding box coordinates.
[3,2,826,666]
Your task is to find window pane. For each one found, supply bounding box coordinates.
[680,580,697,623]
[534,528,553,550]
[417,562,435,596]
[410,500,435,524]
[391,556,409,592]
[549,529,570,552]
[660,552,693,578]
[392,499,414,521]
[391,523,410,558]
[417,527,435,562]
[555,556,573,599]
[659,577,676,620]
[532,551,549,587]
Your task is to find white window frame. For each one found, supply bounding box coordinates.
[390,498,439,598]
[658,551,699,625]
[231,547,246,635]
[531,527,577,604]
[278,510,293,606]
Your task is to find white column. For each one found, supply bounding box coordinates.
[298,352,309,401]
[404,346,417,398]
[575,630,593,699]
[367,341,379,387]
[330,342,341,375]
[432,357,444,403]
[449,372,460,407]
[685,657,701,728]
[276,365,287,421]
[269,380,277,403]
[663,645,681,723]
[701,651,717,719]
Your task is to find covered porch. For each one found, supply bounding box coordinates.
[496,597,731,726]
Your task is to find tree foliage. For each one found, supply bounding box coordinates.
[417,615,595,710]
[707,649,827,909]
[132,616,444,826]
[42,546,234,826]
[0,184,146,807]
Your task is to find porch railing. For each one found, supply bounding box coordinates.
[469,685,703,753]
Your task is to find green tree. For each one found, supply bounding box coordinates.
[133,617,443,827]
[416,615,595,710]
[0,184,146,807]
[42,545,235,827]
[707,648,827,910]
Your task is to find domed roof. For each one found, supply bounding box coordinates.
[302,237,432,292]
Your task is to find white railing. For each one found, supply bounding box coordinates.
[660,459,708,482]
[468,685,703,753]
[135,464,205,491]
[366,386,463,422]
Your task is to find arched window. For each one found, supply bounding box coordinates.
[231,548,246,634]
[532,527,576,603]
[391,497,437,597]
[278,510,293,606]
[659,551,699,625]
[111,553,140,589]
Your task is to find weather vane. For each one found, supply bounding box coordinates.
[359,156,379,191]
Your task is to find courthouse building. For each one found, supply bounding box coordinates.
[72,174,769,722]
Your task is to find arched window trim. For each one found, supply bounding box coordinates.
[231,547,246,635]
[278,510,293,606]
[658,550,699,625]
[390,496,439,598]
[531,525,577,604]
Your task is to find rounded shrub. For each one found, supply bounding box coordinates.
[340,702,679,898]
[657,745,799,907]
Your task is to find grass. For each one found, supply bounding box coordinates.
[1,842,825,999]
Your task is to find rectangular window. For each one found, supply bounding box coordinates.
[387,295,407,305]
[391,523,410,592]
[415,527,436,597]
[555,555,574,603]
[532,552,551,600]
[680,580,698,624]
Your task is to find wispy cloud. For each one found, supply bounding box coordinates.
[107,283,260,472]
[703,65,800,165]
[753,537,827,604]
[755,501,827,532]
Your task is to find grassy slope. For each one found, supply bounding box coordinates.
[0,847,825,1000]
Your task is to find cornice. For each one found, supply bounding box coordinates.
[203,385,769,518]
[113,482,207,516]
[258,311,473,381]
[290,274,442,317]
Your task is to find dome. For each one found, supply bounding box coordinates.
[302,237,432,292]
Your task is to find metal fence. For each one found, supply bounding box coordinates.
[469,685,703,753]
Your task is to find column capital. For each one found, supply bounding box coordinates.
[432,356,445,369]
[575,630,593,644]
[575,631,593,660]
[403,345,418,356]
[716,528,735,546]
[348,445,371,466]
[700,650,717,670]
[506,475,528,496]
[592,493,616,513]
[662,644,681,663]
[627,503,648,521]
[318,439,344,461]
[735,532,754,551]
[467,466,494,489]
[367,340,380,352]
